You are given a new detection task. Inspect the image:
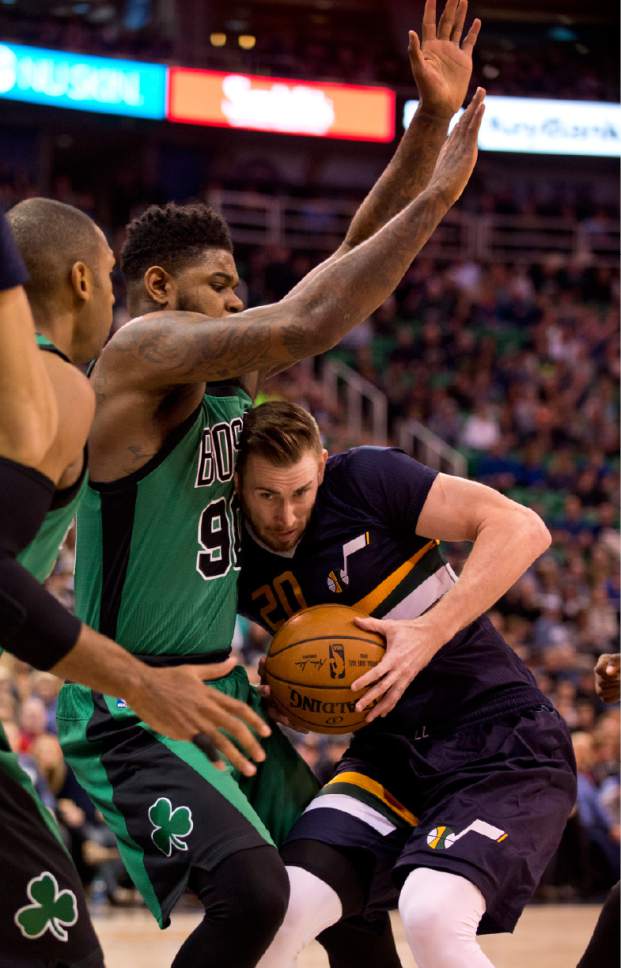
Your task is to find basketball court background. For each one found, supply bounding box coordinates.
[0,0,618,965]
[94,906,600,967]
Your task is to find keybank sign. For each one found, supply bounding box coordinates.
[402,95,621,158]
[0,43,166,118]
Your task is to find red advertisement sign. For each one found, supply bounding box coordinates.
[168,68,395,142]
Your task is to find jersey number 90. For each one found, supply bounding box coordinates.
[195,495,242,580]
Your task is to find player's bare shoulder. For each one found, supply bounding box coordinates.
[37,352,94,487]
[95,311,206,393]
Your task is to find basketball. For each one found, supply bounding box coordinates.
[263,604,386,734]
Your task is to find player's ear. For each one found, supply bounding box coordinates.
[318,449,329,482]
[233,471,240,494]
[70,261,91,302]
[144,265,175,307]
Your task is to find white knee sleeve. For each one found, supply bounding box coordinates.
[398,868,495,968]
[256,866,342,968]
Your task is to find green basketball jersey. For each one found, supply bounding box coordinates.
[17,334,88,582]
[74,384,251,658]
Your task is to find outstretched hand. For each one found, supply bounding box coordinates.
[428,86,485,207]
[128,657,271,777]
[409,0,481,118]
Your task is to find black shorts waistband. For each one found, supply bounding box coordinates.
[134,650,232,668]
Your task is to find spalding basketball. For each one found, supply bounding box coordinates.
[263,604,385,734]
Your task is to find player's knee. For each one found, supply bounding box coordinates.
[399,868,487,967]
[217,846,289,935]
[399,883,447,947]
[241,852,290,930]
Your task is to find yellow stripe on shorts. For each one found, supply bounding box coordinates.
[327,771,419,827]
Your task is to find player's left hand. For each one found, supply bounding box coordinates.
[409,0,481,119]
[351,615,444,721]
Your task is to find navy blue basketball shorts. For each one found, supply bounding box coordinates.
[285,704,577,934]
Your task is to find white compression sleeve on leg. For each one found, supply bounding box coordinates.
[256,866,343,968]
[399,867,495,968]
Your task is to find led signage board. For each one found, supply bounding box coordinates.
[402,95,621,157]
[0,42,166,119]
[168,68,395,142]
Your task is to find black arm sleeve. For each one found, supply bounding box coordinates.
[0,457,81,668]
[0,554,81,669]
[0,212,28,291]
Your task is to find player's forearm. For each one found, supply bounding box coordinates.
[285,108,449,301]
[51,624,149,701]
[278,184,450,359]
[122,186,450,386]
[417,507,551,646]
[344,108,450,251]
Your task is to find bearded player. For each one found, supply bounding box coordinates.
[235,401,577,968]
[58,48,485,968]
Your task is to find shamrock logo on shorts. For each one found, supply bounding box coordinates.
[14,871,78,942]
[148,796,194,857]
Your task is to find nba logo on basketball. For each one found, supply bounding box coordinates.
[329,643,346,679]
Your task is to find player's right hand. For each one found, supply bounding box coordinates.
[255,657,309,733]
[594,653,621,703]
[428,86,485,207]
[127,659,271,777]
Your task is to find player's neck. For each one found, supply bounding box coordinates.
[32,310,75,363]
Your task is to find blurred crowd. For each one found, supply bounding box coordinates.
[0,7,617,102]
[0,158,618,907]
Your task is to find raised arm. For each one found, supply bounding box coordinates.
[353,474,551,720]
[105,90,485,391]
[287,0,481,295]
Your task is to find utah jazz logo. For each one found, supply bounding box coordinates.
[327,532,370,593]
[329,643,346,679]
[427,819,508,850]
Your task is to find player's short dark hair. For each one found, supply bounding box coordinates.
[7,198,102,302]
[120,202,233,283]
[237,401,322,477]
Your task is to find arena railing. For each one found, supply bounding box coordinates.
[321,358,388,444]
[207,188,619,265]
[319,357,467,476]
[395,419,468,477]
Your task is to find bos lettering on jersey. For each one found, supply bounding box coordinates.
[195,417,243,487]
[194,416,243,582]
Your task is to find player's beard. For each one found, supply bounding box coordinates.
[239,495,306,553]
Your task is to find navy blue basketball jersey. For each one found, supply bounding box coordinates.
[238,446,544,728]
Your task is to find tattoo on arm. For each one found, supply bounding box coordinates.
[109,185,450,390]
[344,109,449,250]
[286,108,449,300]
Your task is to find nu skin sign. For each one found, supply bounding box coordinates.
[0,42,166,119]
